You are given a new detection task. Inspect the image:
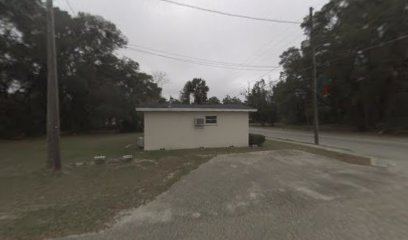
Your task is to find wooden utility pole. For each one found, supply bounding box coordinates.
[46,0,62,170]
[310,7,320,145]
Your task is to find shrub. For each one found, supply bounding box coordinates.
[249,133,265,146]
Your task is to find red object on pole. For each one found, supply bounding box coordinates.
[323,85,330,97]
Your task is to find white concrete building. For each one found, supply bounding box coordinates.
[136,104,257,150]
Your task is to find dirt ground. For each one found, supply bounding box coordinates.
[58,150,408,240]
[0,133,370,240]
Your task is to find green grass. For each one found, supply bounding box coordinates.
[0,133,370,240]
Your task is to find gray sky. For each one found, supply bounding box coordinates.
[55,0,328,100]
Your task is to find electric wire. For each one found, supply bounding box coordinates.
[158,0,302,25]
[126,46,278,71]
[127,43,278,68]
[64,0,75,14]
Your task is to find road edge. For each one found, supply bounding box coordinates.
[266,137,379,167]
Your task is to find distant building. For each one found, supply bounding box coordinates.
[136,104,257,150]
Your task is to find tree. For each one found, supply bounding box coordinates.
[274,0,408,131]
[208,96,221,104]
[0,0,47,138]
[180,78,209,104]
[222,95,242,104]
[273,47,311,124]
[56,13,161,133]
[0,3,163,138]
[169,96,181,104]
[246,80,277,125]
[152,71,170,87]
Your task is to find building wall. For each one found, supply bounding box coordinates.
[143,111,249,150]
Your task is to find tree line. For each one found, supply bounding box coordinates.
[0,1,247,139]
[1,0,407,139]
[177,78,242,105]
[172,0,408,131]
[273,0,408,131]
[176,78,274,125]
[1,0,163,138]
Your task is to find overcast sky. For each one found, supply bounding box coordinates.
[55,0,328,100]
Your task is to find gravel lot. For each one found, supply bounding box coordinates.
[59,150,408,240]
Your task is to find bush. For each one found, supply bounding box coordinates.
[249,133,265,146]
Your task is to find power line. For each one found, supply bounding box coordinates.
[282,33,408,76]
[126,47,276,71]
[128,43,277,68]
[59,1,297,77]
[358,34,408,53]
[228,27,301,80]
[270,32,408,95]
[126,46,280,71]
[252,68,282,83]
[64,0,76,15]
[321,33,408,67]
[158,0,301,25]
[312,0,328,11]
[56,3,282,70]
[242,32,304,81]
[250,33,408,87]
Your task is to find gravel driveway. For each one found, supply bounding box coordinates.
[59,150,408,240]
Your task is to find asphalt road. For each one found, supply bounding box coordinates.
[59,150,408,240]
[251,127,408,172]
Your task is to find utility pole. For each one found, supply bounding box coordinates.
[46,0,62,170]
[310,7,320,145]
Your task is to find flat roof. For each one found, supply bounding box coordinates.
[136,104,257,112]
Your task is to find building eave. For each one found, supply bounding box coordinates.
[136,108,257,112]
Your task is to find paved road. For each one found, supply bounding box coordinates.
[251,127,408,172]
[59,150,408,240]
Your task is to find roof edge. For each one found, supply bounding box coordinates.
[136,107,257,112]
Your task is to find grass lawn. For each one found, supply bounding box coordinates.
[0,133,370,240]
